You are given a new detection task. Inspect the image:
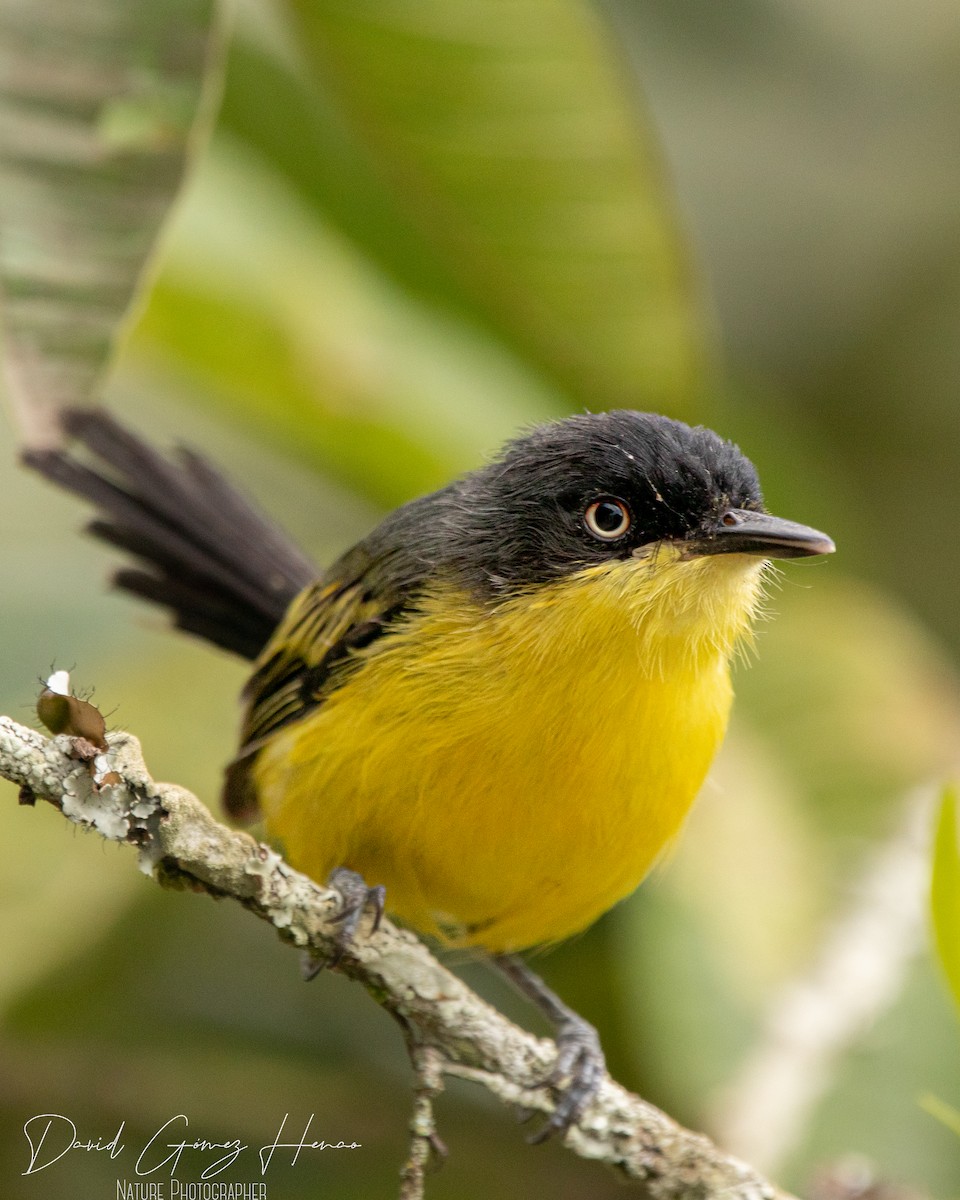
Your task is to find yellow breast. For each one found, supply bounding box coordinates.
[255,550,766,953]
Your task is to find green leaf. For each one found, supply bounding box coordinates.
[218,30,467,313]
[284,0,706,412]
[0,0,222,443]
[931,783,960,1015]
[130,138,562,507]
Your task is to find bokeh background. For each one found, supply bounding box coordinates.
[2,0,960,1196]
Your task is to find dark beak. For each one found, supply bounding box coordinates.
[683,509,836,560]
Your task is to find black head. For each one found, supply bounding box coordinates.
[357,410,833,603]
[435,411,832,598]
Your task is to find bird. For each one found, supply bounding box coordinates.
[25,407,834,1139]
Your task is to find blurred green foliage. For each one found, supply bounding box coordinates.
[3,0,960,1197]
[0,0,218,438]
[933,787,960,1016]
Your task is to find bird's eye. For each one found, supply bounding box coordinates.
[584,498,631,541]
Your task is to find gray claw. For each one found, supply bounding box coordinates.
[326,867,386,964]
[529,1019,605,1143]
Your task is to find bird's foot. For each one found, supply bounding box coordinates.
[492,953,606,1142]
[301,867,386,979]
[530,1013,605,1143]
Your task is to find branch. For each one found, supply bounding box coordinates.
[1,714,796,1200]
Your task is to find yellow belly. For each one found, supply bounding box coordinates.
[253,555,758,953]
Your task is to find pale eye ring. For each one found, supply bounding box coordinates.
[584,497,631,541]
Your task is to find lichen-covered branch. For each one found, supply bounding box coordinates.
[0,714,796,1200]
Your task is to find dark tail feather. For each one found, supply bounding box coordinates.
[23,409,319,660]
